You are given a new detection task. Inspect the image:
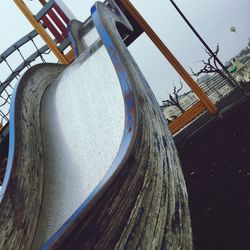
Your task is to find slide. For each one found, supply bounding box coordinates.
[0,2,192,249]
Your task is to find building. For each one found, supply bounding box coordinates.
[162,73,234,120]
[162,45,250,121]
[197,73,234,103]
[230,57,250,83]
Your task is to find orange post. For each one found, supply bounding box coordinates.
[120,0,217,114]
[168,101,206,134]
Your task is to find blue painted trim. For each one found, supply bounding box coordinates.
[0,79,18,203]
[42,3,137,249]
[67,25,79,58]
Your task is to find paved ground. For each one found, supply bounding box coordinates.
[176,89,250,250]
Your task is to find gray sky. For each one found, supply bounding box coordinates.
[0,0,250,103]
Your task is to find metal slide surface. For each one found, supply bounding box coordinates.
[0,2,192,249]
[32,22,125,249]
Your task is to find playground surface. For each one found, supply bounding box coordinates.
[176,87,250,250]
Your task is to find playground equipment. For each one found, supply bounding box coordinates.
[0,0,226,248]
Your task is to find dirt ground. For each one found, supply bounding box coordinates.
[177,93,250,249]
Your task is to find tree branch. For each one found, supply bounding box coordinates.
[190,45,229,79]
[162,81,185,113]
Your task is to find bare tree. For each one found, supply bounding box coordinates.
[162,80,185,114]
[190,45,235,87]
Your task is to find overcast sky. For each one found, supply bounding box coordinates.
[0,0,250,103]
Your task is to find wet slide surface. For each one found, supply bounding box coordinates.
[32,27,125,248]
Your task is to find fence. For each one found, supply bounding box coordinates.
[0,28,71,127]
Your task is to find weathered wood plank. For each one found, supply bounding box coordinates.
[0,158,7,182]
[0,64,65,250]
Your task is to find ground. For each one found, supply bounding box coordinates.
[176,88,250,250]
